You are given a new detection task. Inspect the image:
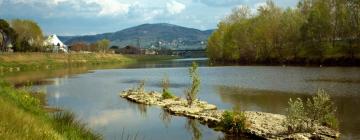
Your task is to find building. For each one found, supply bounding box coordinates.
[44,34,68,53]
[119,45,142,54]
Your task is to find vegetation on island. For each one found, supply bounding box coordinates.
[161,75,174,99]
[220,109,248,134]
[185,62,201,106]
[0,80,101,139]
[285,89,338,133]
[207,0,360,65]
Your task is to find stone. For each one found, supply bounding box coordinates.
[119,89,340,140]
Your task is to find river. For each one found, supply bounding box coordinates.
[4,58,360,140]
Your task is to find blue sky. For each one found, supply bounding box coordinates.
[0,0,299,36]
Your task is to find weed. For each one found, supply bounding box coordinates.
[185,62,200,107]
[220,109,248,134]
[161,75,174,99]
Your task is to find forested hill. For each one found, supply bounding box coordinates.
[207,0,360,66]
[59,23,213,49]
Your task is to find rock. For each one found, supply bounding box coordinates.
[119,89,340,140]
[244,111,287,138]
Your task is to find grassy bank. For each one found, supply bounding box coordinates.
[0,53,177,73]
[124,54,178,62]
[0,80,101,139]
[0,53,132,73]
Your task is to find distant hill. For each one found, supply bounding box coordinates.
[58,23,214,49]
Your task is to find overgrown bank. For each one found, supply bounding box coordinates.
[207,0,360,66]
[0,53,130,73]
[0,53,176,73]
[0,80,101,139]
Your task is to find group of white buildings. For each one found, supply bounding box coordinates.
[1,34,68,53]
[43,34,68,53]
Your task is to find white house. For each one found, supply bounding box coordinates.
[44,34,68,53]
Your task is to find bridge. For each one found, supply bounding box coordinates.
[170,49,206,57]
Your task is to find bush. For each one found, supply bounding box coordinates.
[285,98,308,133]
[135,80,145,93]
[185,62,200,107]
[306,89,338,129]
[285,89,338,133]
[220,110,248,134]
[162,89,174,99]
[161,75,174,99]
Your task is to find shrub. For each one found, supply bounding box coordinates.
[285,89,338,133]
[220,110,248,134]
[161,75,174,99]
[306,89,338,129]
[136,80,145,93]
[162,89,174,99]
[185,62,200,107]
[285,98,308,133]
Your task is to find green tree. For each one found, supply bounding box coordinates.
[301,0,332,58]
[0,19,17,52]
[10,19,44,52]
[207,0,360,65]
[207,22,228,62]
[95,39,110,53]
[279,8,305,61]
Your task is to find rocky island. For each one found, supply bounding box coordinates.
[120,89,340,140]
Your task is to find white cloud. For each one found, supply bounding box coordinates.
[143,9,164,21]
[52,0,69,5]
[87,109,138,127]
[88,0,130,16]
[251,2,266,14]
[166,0,186,15]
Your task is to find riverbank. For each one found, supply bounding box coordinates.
[0,53,129,73]
[120,89,340,140]
[0,80,101,139]
[0,53,177,73]
[209,56,360,67]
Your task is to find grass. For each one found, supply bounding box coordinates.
[0,80,101,139]
[0,53,131,73]
[161,75,174,99]
[0,53,178,74]
[124,54,178,62]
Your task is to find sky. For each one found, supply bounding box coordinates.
[0,0,299,36]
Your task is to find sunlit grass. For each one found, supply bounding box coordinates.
[0,80,101,139]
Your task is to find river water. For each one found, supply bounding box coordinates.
[5,58,360,140]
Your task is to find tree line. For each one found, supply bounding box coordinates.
[0,19,110,53]
[69,39,110,53]
[207,0,360,65]
[0,19,44,52]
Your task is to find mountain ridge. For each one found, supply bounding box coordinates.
[59,23,214,49]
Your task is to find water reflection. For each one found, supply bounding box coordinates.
[160,109,172,128]
[126,100,149,118]
[87,108,137,128]
[185,119,203,140]
[2,63,130,85]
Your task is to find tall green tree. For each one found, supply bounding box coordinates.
[207,0,359,65]
[0,19,17,52]
[95,39,110,53]
[10,19,44,52]
[302,0,332,58]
